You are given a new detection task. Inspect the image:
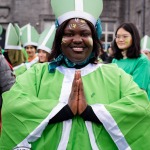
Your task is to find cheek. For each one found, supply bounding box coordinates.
[86,37,93,47]
[61,37,69,46]
[38,53,42,56]
[125,39,132,46]
[32,50,36,54]
[43,53,47,58]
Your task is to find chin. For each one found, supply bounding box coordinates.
[119,46,127,50]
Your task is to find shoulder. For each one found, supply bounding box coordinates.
[30,62,49,72]
[99,63,126,75]
[16,63,49,80]
[138,54,148,61]
[136,54,149,64]
[0,55,5,63]
[0,55,11,70]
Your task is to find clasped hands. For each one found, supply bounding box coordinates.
[68,70,87,115]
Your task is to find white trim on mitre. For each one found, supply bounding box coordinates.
[38,45,51,53]
[23,42,38,47]
[5,24,11,48]
[75,0,83,11]
[57,11,97,26]
[42,25,55,46]
[5,45,22,50]
[143,35,148,49]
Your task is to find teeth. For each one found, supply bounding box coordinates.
[73,48,83,50]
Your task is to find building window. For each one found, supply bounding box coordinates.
[101,22,116,51]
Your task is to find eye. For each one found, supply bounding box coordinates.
[123,35,129,39]
[115,35,120,39]
[81,32,91,37]
[64,32,74,37]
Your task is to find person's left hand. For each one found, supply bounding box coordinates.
[77,71,87,115]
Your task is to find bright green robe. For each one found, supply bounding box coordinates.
[0,63,150,150]
[112,54,150,99]
[13,56,39,76]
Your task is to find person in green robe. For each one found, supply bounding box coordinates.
[112,23,150,99]
[1,0,150,150]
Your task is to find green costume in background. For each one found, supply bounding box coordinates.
[13,56,39,76]
[112,54,150,99]
[0,63,150,150]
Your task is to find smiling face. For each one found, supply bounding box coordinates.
[38,49,49,62]
[61,18,93,63]
[25,45,36,59]
[115,28,132,51]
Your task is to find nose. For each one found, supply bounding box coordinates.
[118,37,124,41]
[26,48,32,51]
[72,34,82,43]
[38,53,42,56]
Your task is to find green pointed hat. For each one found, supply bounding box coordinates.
[38,25,56,53]
[5,23,22,50]
[51,0,103,26]
[21,24,39,47]
[141,35,150,51]
[14,23,22,48]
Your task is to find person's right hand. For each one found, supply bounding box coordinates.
[68,70,87,115]
[68,70,80,115]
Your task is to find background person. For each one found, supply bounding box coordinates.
[0,48,15,132]
[37,25,56,63]
[4,23,26,68]
[112,22,150,99]
[104,40,115,63]
[21,24,39,64]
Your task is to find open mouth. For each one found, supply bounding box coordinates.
[72,47,84,52]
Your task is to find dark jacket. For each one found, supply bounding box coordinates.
[0,55,15,109]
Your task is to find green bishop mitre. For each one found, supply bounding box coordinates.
[38,24,56,53]
[21,24,39,47]
[141,35,150,51]
[0,25,3,35]
[14,23,22,49]
[5,23,22,50]
[14,23,21,38]
[51,0,103,26]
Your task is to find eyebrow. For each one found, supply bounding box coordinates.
[116,34,131,36]
[64,29,91,32]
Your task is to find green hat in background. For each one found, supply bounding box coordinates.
[0,25,3,35]
[5,23,22,50]
[21,24,39,47]
[51,0,103,26]
[14,23,22,48]
[38,24,56,53]
[141,35,150,51]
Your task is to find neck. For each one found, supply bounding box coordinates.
[28,55,37,62]
[121,50,127,59]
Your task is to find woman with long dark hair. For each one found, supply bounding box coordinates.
[112,22,150,99]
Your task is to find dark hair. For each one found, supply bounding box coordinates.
[113,22,141,59]
[48,19,102,63]
[0,46,2,54]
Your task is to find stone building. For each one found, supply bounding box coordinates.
[0,0,150,49]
